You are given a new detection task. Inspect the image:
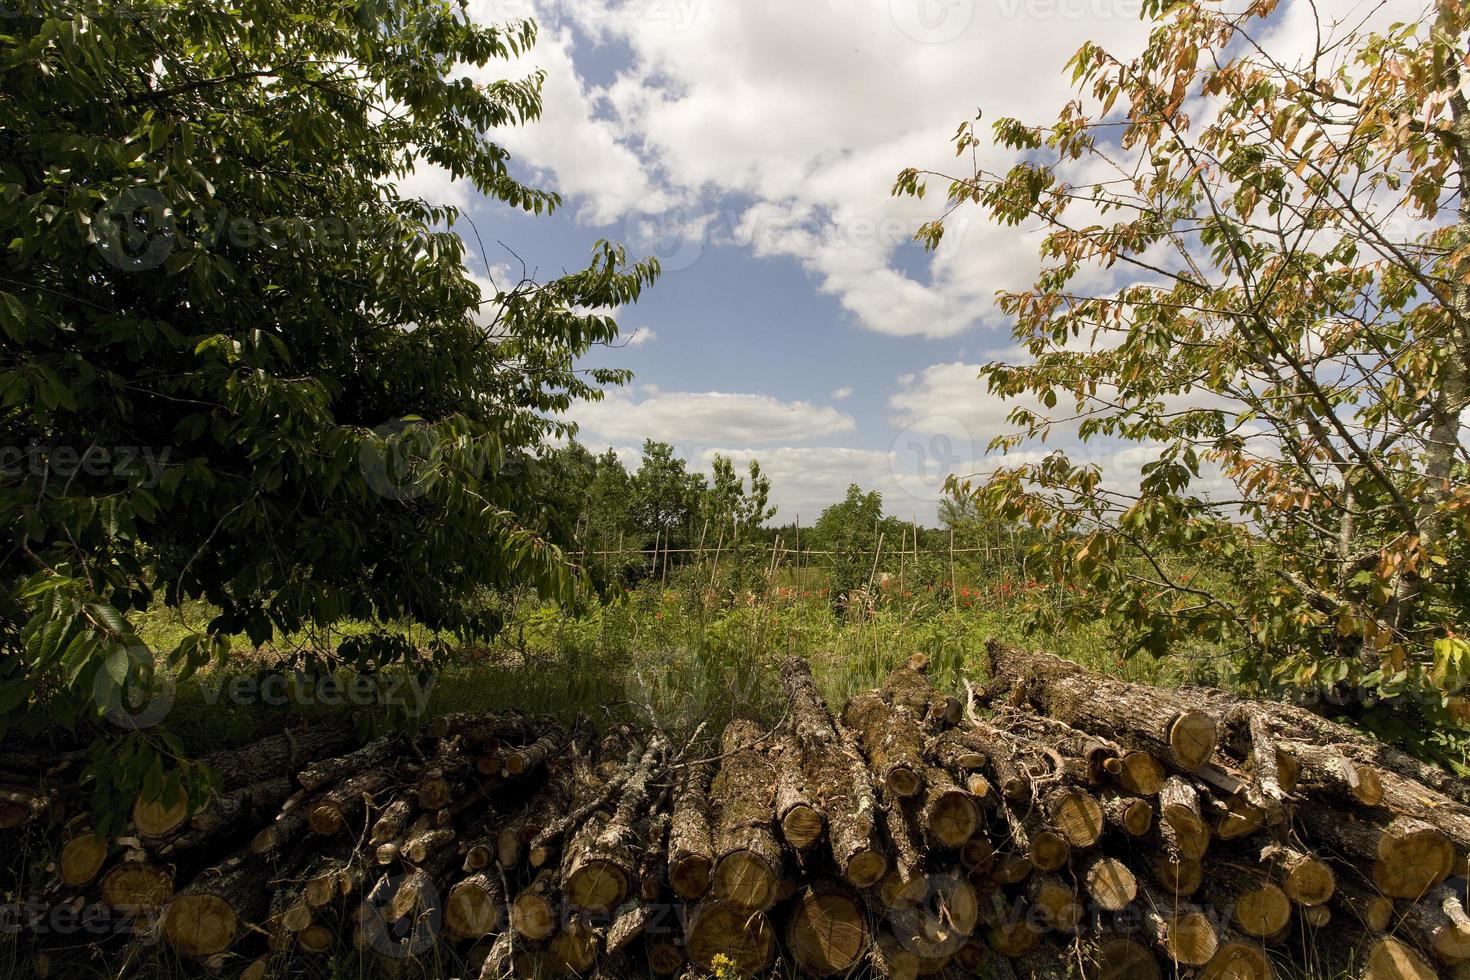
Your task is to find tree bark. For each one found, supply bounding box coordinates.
[668,760,716,900]
[843,691,927,798]
[709,719,782,912]
[780,656,887,887]
[984,641,1218,771]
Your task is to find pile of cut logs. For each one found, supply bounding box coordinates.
[4,641,1469,979]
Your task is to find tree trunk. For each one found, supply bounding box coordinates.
[161,853,271,958]
[780,655,886,887]
[1099,788,1153,837]
[668,760,716,900]
[308,769,392,837]
[709,720,782,912]
[1156,776,1210,860]
[684,897,775,975]
[1136,882,1219,966]
[783,881,869,977]
[563,736,663,914]
[1298,804,1455,899]
[984,641,1218,771]
[1402,884,1470,965]
[843,691,927,798]
[1081,854,1137,912]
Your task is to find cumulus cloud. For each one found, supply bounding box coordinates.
[450,0,1161,337]
[831,385,853,401]
[570,389,856,447]
[623,326,657,346]
[694,446,943,523]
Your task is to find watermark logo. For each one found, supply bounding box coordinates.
[890,0,975,43]
[93,187,176,273]
[624,194,708,274]
[1,444,172,489]
[359,420,443,503]
[195,671,437,717]
[93,644,175,731]
[889,417,977,505]
[884,870,975,957]
[358,874,442,958]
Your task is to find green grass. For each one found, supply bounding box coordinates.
[121,566,1238,757]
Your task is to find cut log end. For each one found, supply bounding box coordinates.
[685,899,775,975]
[1029,829,1071,872]
[712,849,780,912]
[1094,937,1161,980]
[1047,786,1104,847]
[297,924,333,954]
[564,859,629,915]
[307,803,344,837]
[670,853,714,900]
[100,863,173,915]
[162,894,236,958]
[1200,941,1273,980]
[785,885,868,977]
[1361,936,1438,980]
[1166,709,1218,771]
[1280,854,1336,907]
[510,891,556,942]
[781,804,825,851]
[60,835,108,887]
[925,788,980,848]
[1084,856,1138,912]
[1158,909,1218,966]
[1116,752,1166,796]
[886,766,922,799]
[132,792,190,838]
[1374,821,1455,900]
[1230,881,1292,938]
[844,848,888,889]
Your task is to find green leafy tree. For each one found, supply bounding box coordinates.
[580,448,640,589]
[812,484,892,608]
[699,453,777,589]
[0,0,657,808]
[628,440,706,557]
[897,0,1470,744]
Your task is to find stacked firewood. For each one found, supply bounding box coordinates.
[4,642,1470,979]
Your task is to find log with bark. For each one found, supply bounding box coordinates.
[781,656,887,888]
[13,649,1470,980]
[984,640,1219,771]
[709,719,783,912]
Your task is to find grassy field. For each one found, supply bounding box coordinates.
[127,560,1241,760]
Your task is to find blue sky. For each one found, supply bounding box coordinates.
[405,0,1359,523]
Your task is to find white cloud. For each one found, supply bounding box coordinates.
[831,385,853,401]
[460,18,664,225]
[395,161,472,210]
[570,389,856,447]
[623,326,657,346]
[695,446,943,523]
[450,0,1160,337]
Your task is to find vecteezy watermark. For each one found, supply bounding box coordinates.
[194,671,437,717]
[1,444,171,488]
[359,419,449,502]
[623,194,710,275]
[92,645,175,732]
[0,897,156,938]
[890,0,975,43]
[358,874,442,959]
[888,417,979,506]
[92,187,400,273]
